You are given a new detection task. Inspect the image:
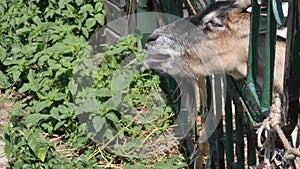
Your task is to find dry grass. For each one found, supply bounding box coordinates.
[0,90,14,135]
[0,90,15,168]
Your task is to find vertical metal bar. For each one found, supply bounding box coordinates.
[247,126,256,167]
[195,77,207,169]
[235,101,245,169]
[247,0,261,104]
[208,76,217,168]
[261,0,277,115]
[247,0,260,81]
[216,119,225,169]
[215,75,225,169]
[228,77,263,123]
[225,90,234,168]
[208,127,218,168]
[284,0,300,129]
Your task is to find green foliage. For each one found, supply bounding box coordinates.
[123,156,188,169]
[1,0,106,168]
[0,0,186,168]
[74,35,176,161]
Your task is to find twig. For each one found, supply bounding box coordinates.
[87,116,137,161]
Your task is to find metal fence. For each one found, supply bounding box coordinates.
[106,0,300,168]
[158,0,300,168]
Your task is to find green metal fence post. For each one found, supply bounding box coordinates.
[247,130,256,167]
[247,0,261,104]
[235,100,245,169]
[261,0,278,115]
[247,0,260,91]
[225,91,234,168]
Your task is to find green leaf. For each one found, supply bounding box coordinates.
[95,13,105,25]
[33,100,53,113]
[27,129,48,162]
[75,0,83,6]
[12,69,21,82]
[92,116,105,132]
[58,0,71,9]
[82,27,89,38]
[58,104,69,114]
[0,4,4,14]
[60,57,73,68]
[95,88,111,97]
[48,89,59,100]
[68,78,76,95]
[36,90,48,100]
[75,99,98,115]
[54,121,65,130]
[41,122,53,133]
[78,4,93,14]
[85,18,96,29]
[0,70,10,89]
[27,69,35,82]
[37,147,47,162]
[30,78,43,92]
[105,112,119,123]
[54,92,65,101]
[106,45,128,56]
[95,2,103,12]
[154,160,174,169]
[38,54,50,65]
[123,164,147,169]
[104,97,119,110]
[111,70,134,93]
[25,114,51,124]
[50,107,60,120]
[45,9,55,19]
[32,16,41,25]
[0,45,6,62]
[55,67,67,78]
[18,83,31,93]
[0,0,7,8]
[16,27,31,35]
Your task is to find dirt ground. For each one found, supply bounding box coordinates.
[0,92,13,168]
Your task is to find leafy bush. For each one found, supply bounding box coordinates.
[0,0,187,168]
[0,0,106,168]
[74,34,187,168]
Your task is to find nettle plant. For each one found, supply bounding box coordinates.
[1,0,105,168]
[73,34,185,167]
[0,0,186,168]
[74,34,176,158]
